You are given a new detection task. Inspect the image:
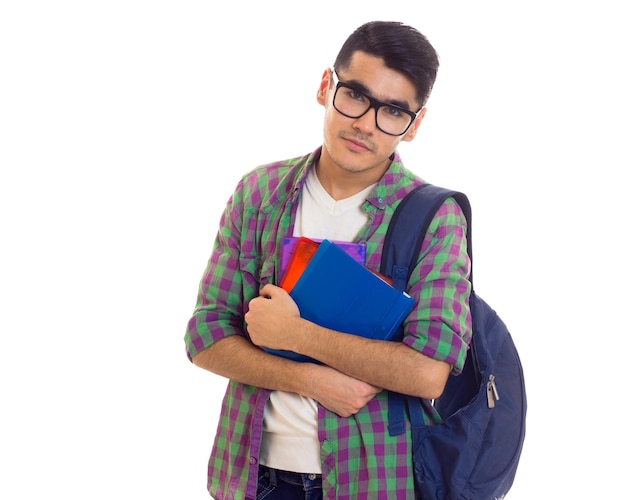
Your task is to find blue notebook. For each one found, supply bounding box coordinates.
[264,239,416,362]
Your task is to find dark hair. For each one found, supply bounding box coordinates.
[333,21,439,106]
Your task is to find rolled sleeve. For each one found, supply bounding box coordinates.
[403,197,472,374]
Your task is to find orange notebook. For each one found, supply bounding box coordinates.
[279,237,320,293]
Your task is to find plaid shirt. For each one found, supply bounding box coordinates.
[185,147,472,499]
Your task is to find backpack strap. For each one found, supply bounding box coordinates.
[383,184,473,435]
[381,184,473,288]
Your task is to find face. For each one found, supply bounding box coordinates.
[316,51,426,177]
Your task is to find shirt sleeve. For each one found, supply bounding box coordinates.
[402,197,472,375]
[184,180,249,361]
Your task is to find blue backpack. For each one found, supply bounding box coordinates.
[382,184,527,500]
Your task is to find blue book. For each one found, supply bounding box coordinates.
[264,239,416,362]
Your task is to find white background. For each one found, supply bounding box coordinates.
[1,1,624,498]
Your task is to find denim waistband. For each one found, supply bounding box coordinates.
[259,464,322,486]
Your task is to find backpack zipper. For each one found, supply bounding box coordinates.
[487,374,500,408]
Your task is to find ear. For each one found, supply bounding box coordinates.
[401,107,428,143]
[316,68,333,106]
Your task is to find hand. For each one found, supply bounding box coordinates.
[245,284,301,351]
[306,364,382,417]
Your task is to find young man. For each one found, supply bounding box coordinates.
[185,21,472,499]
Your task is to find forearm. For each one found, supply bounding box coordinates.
[288,317,450,399]
[244,285,451,398]
[192,335,317,395]
[192,335,383,416]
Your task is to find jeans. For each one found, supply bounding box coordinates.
[256,464,323,500]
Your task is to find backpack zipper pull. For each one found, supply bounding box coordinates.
[487,374,500,408]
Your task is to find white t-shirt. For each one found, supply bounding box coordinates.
[259,166,375,473]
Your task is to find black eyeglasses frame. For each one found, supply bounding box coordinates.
[331,72,422,137]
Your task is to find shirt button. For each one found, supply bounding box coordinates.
[249,457,257,465]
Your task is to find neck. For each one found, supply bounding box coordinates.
[316,152,390,200]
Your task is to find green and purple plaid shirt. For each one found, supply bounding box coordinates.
[185,147,472,499]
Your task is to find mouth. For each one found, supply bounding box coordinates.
[341,134,373,153]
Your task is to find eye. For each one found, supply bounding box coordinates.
[382,105,403,119]
[347,89,366,102]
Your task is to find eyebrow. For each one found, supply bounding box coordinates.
[340,77,414,112]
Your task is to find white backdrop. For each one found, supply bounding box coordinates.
[1,1,624,498]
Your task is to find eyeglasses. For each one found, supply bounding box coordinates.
[332,71,421,136]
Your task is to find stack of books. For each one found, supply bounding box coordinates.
[261,238,416,362]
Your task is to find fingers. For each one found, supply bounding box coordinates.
[259,283,282,299]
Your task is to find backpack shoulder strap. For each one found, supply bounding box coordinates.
[383,183,473,435]
[381,184,473,290]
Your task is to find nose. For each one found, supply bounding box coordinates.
[352,107,377,134]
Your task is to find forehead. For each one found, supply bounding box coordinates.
[339,51,420,110]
